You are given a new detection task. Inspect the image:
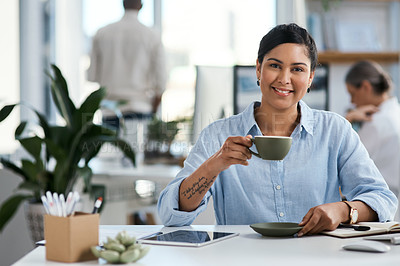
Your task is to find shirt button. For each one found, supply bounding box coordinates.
[279,212,284,217]
[276,185,281,190]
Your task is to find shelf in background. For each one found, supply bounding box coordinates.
[318,51,400,63]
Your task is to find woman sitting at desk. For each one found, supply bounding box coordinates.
[157,23,397,236]
[345,60,400,201]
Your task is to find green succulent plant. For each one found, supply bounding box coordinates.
[0,64,135,232]
[91,231,150,264]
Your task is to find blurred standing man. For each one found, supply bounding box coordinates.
[88,0,166,160]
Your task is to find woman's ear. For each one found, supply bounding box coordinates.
[256,59,261,79]
[360,80,373,93]
[308,70,315,88]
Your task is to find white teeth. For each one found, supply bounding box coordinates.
[274,87,291,94]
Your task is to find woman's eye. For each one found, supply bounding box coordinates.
[269,64,279,69]
[293,67,304,72]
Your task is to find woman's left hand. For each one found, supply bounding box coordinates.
[297,202,348,237]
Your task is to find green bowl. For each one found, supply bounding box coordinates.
[250,222,303,237]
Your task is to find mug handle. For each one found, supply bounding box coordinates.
[249,138,261,158]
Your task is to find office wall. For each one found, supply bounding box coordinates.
[0,169,34,266]
[0,0,19,154]
[0,2,36,265]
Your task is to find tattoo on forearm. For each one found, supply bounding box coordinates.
[182,176,216,200]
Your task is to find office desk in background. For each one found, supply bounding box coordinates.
[13,225,400,266]
[90,160,181,225]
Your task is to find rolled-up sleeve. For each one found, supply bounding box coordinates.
[338,119,398,221]
[157,129,214,226]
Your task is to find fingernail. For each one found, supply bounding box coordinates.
[297,232,303,237]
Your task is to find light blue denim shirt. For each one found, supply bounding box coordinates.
[158,101,397,226]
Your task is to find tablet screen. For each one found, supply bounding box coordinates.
[137,230,239,247]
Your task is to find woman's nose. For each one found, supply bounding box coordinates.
[277,69,290,84]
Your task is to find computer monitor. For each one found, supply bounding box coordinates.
[193,65,233,143]
[233,65,260,114]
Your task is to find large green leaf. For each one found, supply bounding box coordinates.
[77,166,93,194]
[19,136,42,162]
[34,110,51,139]
[78,87,106,123]
[43,137,67,162]
[52,158,71,193]
[21,159,40,182]
[80,139,104,163]
[47,126,73,151]
[0,104,17,122]
[47,64,76,127]
[73,123,117,163]
[114,138,136,166]
[0,194,33,232]
[15,121,27,139]
[17,181,42,193]
[104,137,136,166]
[0,158,29,181]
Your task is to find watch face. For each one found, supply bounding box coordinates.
[351,209,359,224]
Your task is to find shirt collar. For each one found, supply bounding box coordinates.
[298,100,314,136]
[241,100,314,137]
[241,102,261,137]
[379,96,399,111]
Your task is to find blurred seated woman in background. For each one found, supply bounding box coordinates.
[345,60,400,209]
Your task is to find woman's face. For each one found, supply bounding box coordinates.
[346,82,369,107]
[256,43,315,112]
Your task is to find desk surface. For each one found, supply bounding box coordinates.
[13,225,400,266]
[91,161,181,180]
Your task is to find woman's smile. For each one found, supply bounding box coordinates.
[272,86,294,96]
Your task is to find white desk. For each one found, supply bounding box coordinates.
[13,225,400,266]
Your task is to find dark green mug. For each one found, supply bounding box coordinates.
[250,136,292,160]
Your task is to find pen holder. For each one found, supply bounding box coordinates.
[44,212,99,262]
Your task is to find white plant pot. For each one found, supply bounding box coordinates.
[23,201,46,245]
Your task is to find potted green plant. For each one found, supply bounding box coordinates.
[0,64,135,240]
[144,117,189,165]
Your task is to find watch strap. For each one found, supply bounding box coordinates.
[343,201,357,224]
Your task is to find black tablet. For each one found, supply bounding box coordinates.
[137,230,239,247]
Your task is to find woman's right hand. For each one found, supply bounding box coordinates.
[179,135,253,211]
[346,105,379,123]
[206,135,253,174]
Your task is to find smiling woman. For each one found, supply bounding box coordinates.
[157,23,397,238]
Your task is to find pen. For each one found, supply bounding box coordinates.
[46,191,56,215]
[65,192,73,215]
[53,192,62,217]
[59,193,66,217]
[67,191,80,216]
[338,223,371,231]
[41,195,50,214]
[92,197,103,214]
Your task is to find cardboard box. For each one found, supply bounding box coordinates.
[44,212,99,262]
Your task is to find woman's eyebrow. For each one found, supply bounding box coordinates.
[266,57,308,67]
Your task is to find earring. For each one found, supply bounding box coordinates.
[307,87,310,93]
[257,79,260,86]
